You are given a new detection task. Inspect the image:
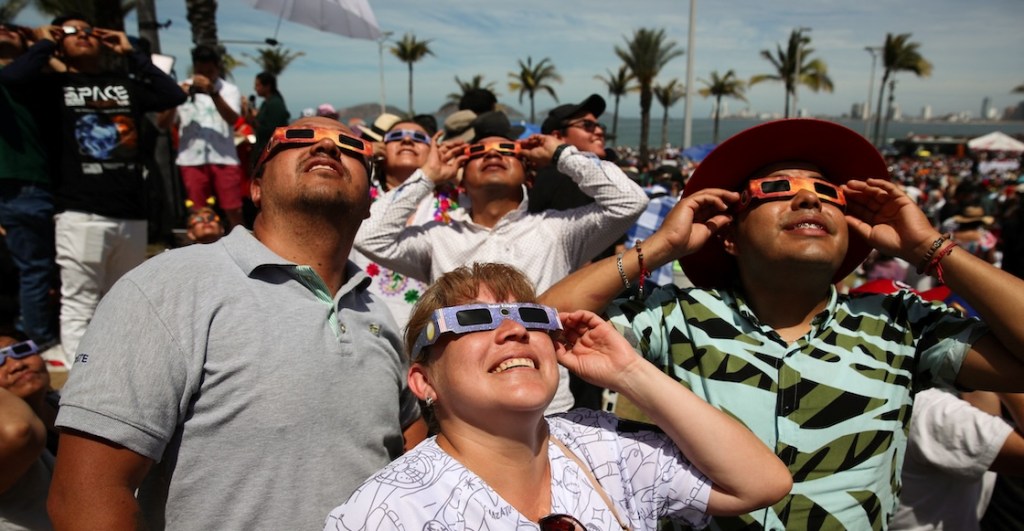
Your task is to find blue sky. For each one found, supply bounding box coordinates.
[14,0,1024,121]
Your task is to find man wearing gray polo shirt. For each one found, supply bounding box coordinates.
[47,116,426,530]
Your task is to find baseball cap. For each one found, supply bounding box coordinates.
[679,118,889,289]
[541,94,606,134]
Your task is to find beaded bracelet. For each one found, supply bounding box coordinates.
[928,241,958,285]
[615,252,630,290]
[635,240,651,299]
[916,233,951,274]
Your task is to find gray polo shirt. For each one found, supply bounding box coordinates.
[56,227,420,530]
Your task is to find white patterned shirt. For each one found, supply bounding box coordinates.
[174,77,242,166]
[323,410,712,531]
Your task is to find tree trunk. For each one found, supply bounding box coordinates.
[407,62,414,114]
[529,91,536,124]
[611,95,620,141]
[872,70,890,146]
[186,0,220,48]
[639,85,652,169]
[135,0,161,52]
[660,106,669,148]
[713,95,722,144]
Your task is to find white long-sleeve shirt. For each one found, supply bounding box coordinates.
[355,146,648,294]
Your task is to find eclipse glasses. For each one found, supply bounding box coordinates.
[411,302,561,361]
[383,129,431,145]
[0,340,38,367]
[463,141,522,160]
[738,175,846,212]
[256,126,374,171]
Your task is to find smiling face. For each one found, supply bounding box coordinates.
[723,164,848,278]
[410,284,560,425]
[553,112,606,158]
[383,121,430,183]
[251,116,371,220]
[0,337,49,400]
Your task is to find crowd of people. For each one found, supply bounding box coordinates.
[2,11,1024,531]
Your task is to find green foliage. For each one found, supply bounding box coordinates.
[699,70,747,143]
[614,27,684,164]
[390,32,434,114]
[508,56,562,123]
[242,47,305,77]
[750,29,832,118]
[446,74,498,103]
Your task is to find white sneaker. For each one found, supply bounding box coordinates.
[38,344,69,372]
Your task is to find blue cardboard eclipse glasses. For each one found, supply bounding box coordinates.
[0,340,38,366]
[411,303,562,361]
[383,129,431,145]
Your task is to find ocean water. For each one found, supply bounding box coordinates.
[605,116,1024,149]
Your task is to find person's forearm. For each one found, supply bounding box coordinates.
[939,247,1024,360]
[210,90,240,125]
[0,40,56,84]
[353,173,433,279]
[998,392,1024,428]
[0,390,46,493]
[129,50,187,111]
[614,361,791,514]
[49,485,148,531]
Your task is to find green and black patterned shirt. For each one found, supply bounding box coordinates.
[608,285,988,531]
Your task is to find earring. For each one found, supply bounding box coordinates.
[424,396,435,407]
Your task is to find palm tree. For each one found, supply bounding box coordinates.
[654,79,684,148]
[508,56,562,123]
[243,47,304,76]
[1014,83,1024,93]
[446,74,498,104]
[0,0,29,24]
[390,33,434,115]
[615,28,684,166]
[593,65,638,141]
[872,33,932,146]
[184,0,219,48]
[698,70,747,143]
[750,29,833,118]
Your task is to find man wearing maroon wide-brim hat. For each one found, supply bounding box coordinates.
[541,118,1024,530]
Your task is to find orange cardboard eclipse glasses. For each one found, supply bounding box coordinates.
[463,141,522,160]
[255,126,374,170]
[738,175,846,212]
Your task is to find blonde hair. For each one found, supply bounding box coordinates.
[404,263,538,361]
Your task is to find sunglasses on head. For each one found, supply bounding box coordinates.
[383,129,431,145]
[0,340,38,367]
[565,119,605,134]
[738,175,846,212]
[256,126,374,170]
[411,302,562,361]
[61,25,94,36]
[539,514,587,531]
[463,141,522,160]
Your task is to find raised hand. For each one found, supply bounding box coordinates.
[421,131,467,185]
[843,178,940,262]
[555,310,643,392]
[643,188,739,266]
[518,134,563,167]
[91,28,132,54]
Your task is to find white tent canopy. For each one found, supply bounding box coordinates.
[967,131,1024,153]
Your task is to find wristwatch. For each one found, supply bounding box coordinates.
[551,143,571,166]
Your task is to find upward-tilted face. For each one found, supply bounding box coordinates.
[0,338,49,399]
[57,19,99,60]
[461,136,526,192]
[554,112,606,158]
[723,164,849,276]
[413,285,561,420]
[252,117,372,218]
[383,121,431,177]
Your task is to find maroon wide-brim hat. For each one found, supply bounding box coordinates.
[679,119,888,288]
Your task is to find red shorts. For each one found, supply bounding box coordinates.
[179,164,244,211]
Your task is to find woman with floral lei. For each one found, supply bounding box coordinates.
[353,114,465,329]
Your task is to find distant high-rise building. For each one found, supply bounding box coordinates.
[921,105,932,120]
[851,102,866,119]
[887,103,902,121]
[981,97,991,120]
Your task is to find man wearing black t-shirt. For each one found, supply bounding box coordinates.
[0,13,185,366]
